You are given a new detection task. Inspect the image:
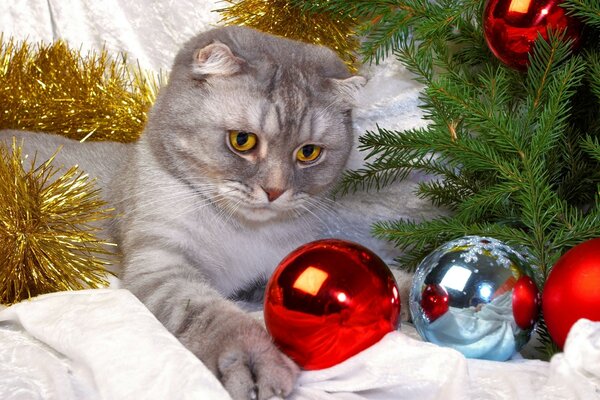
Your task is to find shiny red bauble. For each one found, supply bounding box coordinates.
[542,238,600,348]
[483,0,581,70]
[512,276,541,329]
[264,239,400,370]
[421,284,449,322]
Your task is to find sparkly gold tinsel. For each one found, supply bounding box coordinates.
[218,0,359,71]
[0,139,114,304]
[0,36,160,142]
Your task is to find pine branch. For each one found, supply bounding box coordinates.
[373,217,533,270]
[417,179,470,208]
[535,316,561,361]
[516,165,561,277]
[586,50,600,101]
[526,32,578,115]
[426,78,527,163]
[562,0,600,28]
[582,136,600,162]
[524,36,585,186]
[454,181,519,222]
[556,130,600,204]
[358,9,413,64]
[337,126,438,194]
[416,166,481,209]
[551,202,600,253]
[337,161,411,195]
[292,0,418,64]
[394,37,434,85]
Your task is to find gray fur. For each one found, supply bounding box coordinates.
[0,26,372,399]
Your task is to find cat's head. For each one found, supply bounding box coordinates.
[147,26,365,223]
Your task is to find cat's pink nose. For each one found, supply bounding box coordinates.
[262,187,284,202]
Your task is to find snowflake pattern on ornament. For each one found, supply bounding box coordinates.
[450,236,525,270]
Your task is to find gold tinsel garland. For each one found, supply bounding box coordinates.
[0,140,114,304]
[218,0,359,71]
[0,36,159,142]
[0,37,158,303]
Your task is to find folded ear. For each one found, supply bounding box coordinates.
[192,42,245,77]
[329,76,367,106]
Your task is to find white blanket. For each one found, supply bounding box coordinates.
[2,1,600,399]
[1,289,599,399]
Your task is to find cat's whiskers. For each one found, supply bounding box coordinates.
[133,196,202,220]
[114,180,221,204]
[298,204,329,229]
[126,190,209,213]
[211,197,244,228]
[129,188,237,218]
[223,199,245,226]
[320,194,341,207]
[290,207,319,233]
[303,196,339,221]
[137,194,236,223]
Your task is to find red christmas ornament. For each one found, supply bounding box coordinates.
[421,284,449,322]
[512,276,541,329]
[264,239,400,370]
[483,0,581,70]
[542,238,600,348]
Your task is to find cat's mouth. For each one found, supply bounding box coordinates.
[247,202,287,213]
[236,199,298,222]
[239,205,281,222]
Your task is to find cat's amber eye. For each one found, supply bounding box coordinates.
[229,130,257,153]
[296,144,322,163]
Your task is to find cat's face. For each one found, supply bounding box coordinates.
[148,27,365,223]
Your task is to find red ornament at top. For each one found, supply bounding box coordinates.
[542,238,600,348]
[483,0,581,70]
[264,239,400,370]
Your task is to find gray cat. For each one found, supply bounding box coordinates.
[2,26,373,399]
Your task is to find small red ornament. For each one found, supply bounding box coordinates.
[264,239,400,370]
[512,276,541,329]
[542,238,600,348]
[421,284,449,322]
[483,0,581,70]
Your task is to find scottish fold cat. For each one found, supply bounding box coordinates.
[1,26,418,399]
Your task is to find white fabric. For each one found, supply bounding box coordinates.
[2,1,600,399]
[1,290,599,399]
[0,290,230,400]
[295,320,600,399]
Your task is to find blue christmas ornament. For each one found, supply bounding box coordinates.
[409,236,540,361]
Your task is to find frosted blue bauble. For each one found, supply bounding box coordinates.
[409,236,539,361]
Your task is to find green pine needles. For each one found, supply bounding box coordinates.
[295,0,600,354]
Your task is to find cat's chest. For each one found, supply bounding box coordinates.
[186,217,314,296]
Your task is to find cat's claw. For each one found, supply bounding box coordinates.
[217,320,299,400]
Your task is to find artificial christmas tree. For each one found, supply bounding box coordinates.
[292,0,600,357]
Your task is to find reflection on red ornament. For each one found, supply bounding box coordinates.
[264,239,400,370]
[542,238,600,348]
[512,275,540,329]
[483,0,581,70]
[421,284,449,322]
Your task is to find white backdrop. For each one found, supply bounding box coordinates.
[1,1,600,399]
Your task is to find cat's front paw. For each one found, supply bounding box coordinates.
[216,319,299,400]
